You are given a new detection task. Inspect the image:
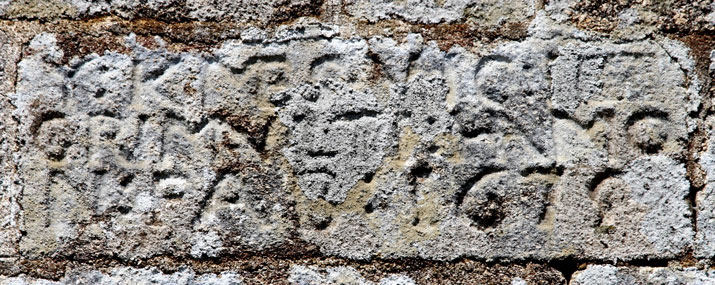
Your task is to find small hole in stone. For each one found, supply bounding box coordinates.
[411,216,420,226]
[94,88,106,98]
[48,149,66,161]
[363,172,374,183]
[411,162,432,179]
[315,217,332,230]
[117,205,132,214]
[427,145,440,153]
[293,114,305,123]
[101,130,117,140]
[426,116,436,125]
[119,174,134,187]
[364,202,374,214]
[547,50,559,60]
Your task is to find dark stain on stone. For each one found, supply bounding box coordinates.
[209,109,274,155]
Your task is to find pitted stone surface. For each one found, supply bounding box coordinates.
[272,79,395,204]
[1,12,702,263]
[341,0,537,26]
[0,267,243,285]
[288,265,415,285]
[571,265,715,285]
[0,0,538,27]
[0,0,321,23]
[547,0,715,33]
[10,32,300,260]
[0,262,565,284]
[696,115,715,258]
[0,0,712,283]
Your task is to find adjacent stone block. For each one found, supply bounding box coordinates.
[0,0,539,27]
[0,261,565,284]
[547,0,715,33]
[572,265,715,285]
[0,0,321,23]
[0,267,243,285]
[288,265,415,285]
[342,0,537,25]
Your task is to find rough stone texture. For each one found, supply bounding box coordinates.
[3,16,700,262]
[288,265,415,285]
[0,0,537,26]
[0,0,713,283]
[0,0,322,24]
[340,0,537,26]
[549,0,715,33]
[0,261,565,284]
[571,265,715,285]
[0,266,243,284]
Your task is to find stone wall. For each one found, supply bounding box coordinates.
[0,0,713,284]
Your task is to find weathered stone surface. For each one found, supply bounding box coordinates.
[547,0,714,33]
[0,261,565,284]
[0,0,321,23]
[0,0,712,283]
[3,0,711,35]
[298,16,699,261]
[0,0,537,27]
[10,31,298,260]
[288,265,415,285]
[696,115,715,258]
[286,263,562,284]
[0,21,44,260]
[341,0,537,26]
[571,265,715,285]
[2,11,702,264]
[0,266,243,284]
[695,47,715,258]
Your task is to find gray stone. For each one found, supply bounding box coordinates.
[287,265,414,285]
[336,0,538,27]
[0,0,320,24]
[0,0,538,30]
[2,0,714,284]
[0,267,242,285]
[2,12,703,264]
[272,79,395,204]
[545,31,698,260]
[543,0,714,33]
[571,265,715,285]
[696,115,715,258]
[11,32,295,260]
[292,18,698,261]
